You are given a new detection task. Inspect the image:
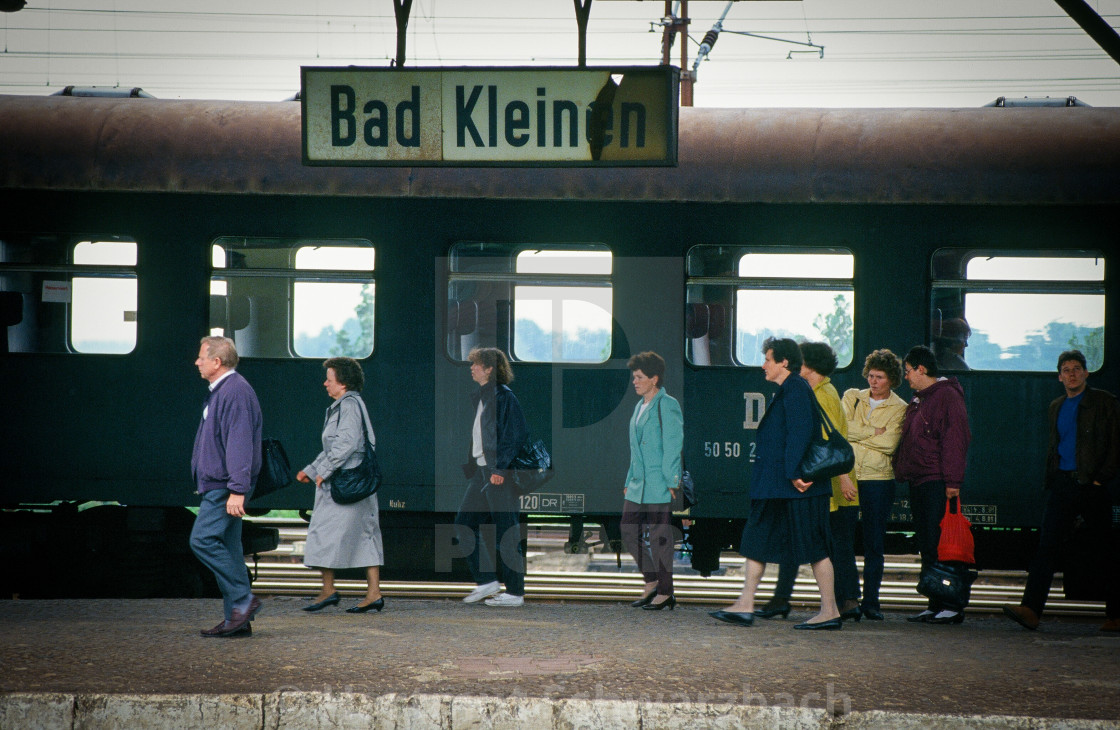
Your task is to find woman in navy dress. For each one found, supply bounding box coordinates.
[710,337,842,630]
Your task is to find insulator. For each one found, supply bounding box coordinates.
[701,29,719,51]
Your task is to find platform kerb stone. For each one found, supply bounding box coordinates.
[74,693,264,730]
[641,702,830,729]
[275,691,449,729]
[0,692,74,730]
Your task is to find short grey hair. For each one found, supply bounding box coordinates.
[200,336,239,369]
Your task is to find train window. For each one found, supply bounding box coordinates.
[71,241,138,353]
[685,246,854,368]
[930,250,1105,372]
[0,234,137,355]
[210,237,374,359]
[447,242,613,363]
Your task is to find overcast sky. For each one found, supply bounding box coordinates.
[1,1,1118,107]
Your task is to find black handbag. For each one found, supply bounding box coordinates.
[798,397,855,484]
[252,438,292,501]
[916,561,978,611]
[329,398,382,505]
[512,436,554,496]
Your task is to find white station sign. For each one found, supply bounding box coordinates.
[301,66,678,166]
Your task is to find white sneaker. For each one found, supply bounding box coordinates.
[484,593,524,607]
[462,581,501,604]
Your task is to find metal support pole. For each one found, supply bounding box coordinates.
[1054,0,1120,66]
[392,0,413,67]
[573,0,593,67]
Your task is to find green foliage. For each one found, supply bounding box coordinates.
[965,321,1104,371]
[813,294,853,365]
[514,318,610,362]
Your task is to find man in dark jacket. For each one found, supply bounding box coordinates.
[1004,349,1120,632]
[190,336,263,637]
[893,345,971,624]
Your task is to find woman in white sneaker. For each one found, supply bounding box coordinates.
[454,348,530,607]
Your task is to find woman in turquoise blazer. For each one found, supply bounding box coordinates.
[621,351,684,611]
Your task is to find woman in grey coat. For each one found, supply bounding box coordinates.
[295,357,385,613]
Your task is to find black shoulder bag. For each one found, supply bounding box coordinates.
[511,436,554,496]
[798,396,855,484]
[252,438,293,501]
[329,396,382,505]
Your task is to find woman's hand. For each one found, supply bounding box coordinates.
[296,470,310,483]
[490,473,504,485]
[792,478,813,493]
[874,426,886,436]
[839,474,858,502]
[946,486,960,498]
[315,476,324,488]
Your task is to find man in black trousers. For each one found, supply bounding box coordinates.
[1004,349,1120,632]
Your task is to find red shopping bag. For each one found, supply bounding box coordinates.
[937,496,975,564]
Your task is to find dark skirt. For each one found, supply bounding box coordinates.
[739,495,832,566]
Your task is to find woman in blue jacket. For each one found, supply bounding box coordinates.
[710,337,842,630]
[622,351,684,611]
[455,347,530,607]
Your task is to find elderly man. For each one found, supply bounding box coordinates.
[190,336,263,637]
[1004,350,1120,632]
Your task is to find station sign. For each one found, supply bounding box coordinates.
[301,66,678,166]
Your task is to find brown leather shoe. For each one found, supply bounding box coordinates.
[1100,618,1120,632]
[201,620,252,637]
[1002,604,1040,630]
[200,620,228,637]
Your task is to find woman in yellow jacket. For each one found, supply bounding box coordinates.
[754,342,862,621]
[842,349,907,621]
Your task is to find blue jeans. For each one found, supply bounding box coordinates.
[190,489,252,620]
[858,479,897,611]
[453,468,525,596]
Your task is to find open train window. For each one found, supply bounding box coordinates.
[685,246,854,368]
[930,250,1105,372]
[447,242,612,363]
[0,234,137,354]
[210,237,374,359]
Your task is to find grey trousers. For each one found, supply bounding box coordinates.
[190,488,252,620]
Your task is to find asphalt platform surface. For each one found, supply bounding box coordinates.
[1,595,1118,726]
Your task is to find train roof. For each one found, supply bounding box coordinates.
[2,94,1119,205]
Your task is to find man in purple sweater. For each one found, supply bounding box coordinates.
[190,336,263,638]
[894,345,972,625]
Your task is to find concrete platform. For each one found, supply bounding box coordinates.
[1,597,1117,729]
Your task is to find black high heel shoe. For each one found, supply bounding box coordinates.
[753,600,791,619]
[302,592,341,612]
[346,597,385,614]
[642,595,676,611]
[630,591,657,608]
[860,606,885,621]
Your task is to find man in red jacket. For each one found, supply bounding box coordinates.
[1004,350,1120,632]
[893,345,972,625]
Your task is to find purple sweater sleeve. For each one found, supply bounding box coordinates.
[939,390,971,489]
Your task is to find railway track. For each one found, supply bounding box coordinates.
[246,518,1106,616]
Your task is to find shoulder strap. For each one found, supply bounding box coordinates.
[812,396,840,438]
[334,393,373,446]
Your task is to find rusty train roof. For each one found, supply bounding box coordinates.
[2,94,1119,205]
